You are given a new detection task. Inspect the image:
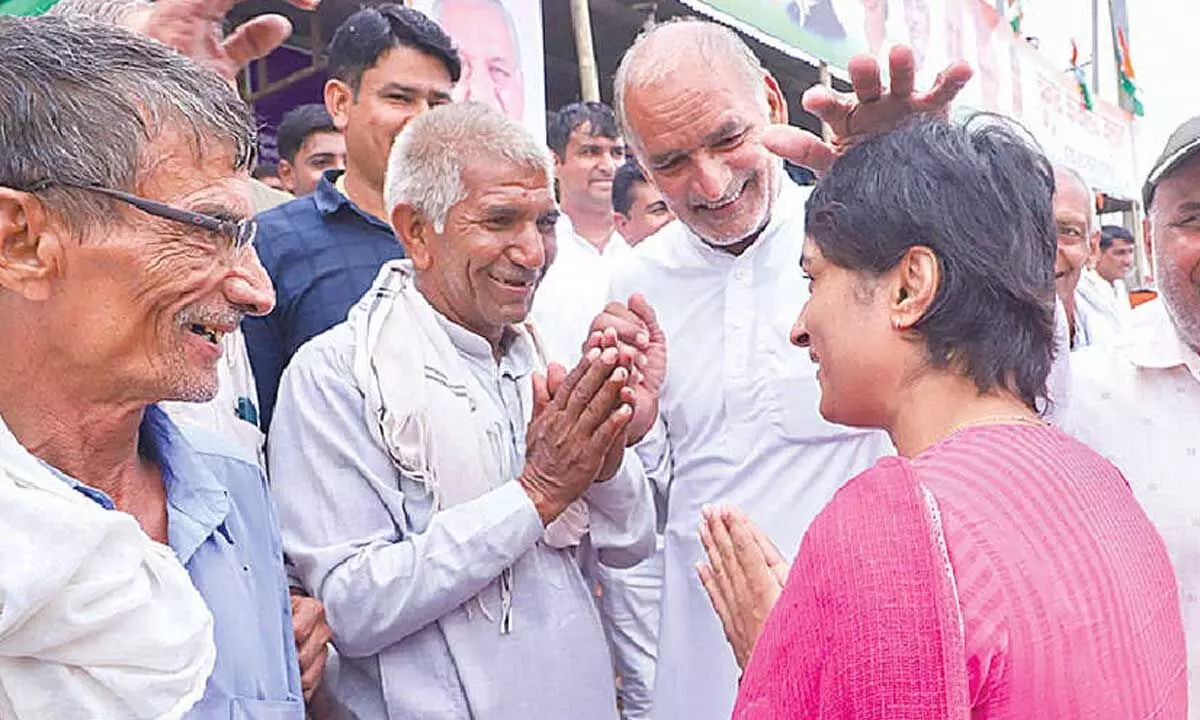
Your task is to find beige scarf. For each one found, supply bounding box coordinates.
[352,261,588,633]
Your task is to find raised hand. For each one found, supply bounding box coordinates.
[585,293,666,445]
[696,505,791,670]
[123,0,321,82]
[761,45,973,176]
[521,347,635,525]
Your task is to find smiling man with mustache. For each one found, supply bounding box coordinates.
[0,16,307,718]
[267,102,658,719]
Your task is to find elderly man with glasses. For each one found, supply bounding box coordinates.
[0,16,311,718]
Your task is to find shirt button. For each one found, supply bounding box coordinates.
[733,269,749,282]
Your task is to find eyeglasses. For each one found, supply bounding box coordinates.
[21,180,257,253]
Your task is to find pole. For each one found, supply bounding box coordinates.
[570,0,601,102]
[1091,0,1101,96]
[818,61,832,143]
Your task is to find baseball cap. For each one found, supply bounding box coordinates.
[1143,114,1200,208]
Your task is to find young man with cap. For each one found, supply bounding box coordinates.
[1063,114,1200,704]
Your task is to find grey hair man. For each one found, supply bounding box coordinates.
[1064,115,1200,707]
[268,102,657,719]
[47,0,336,699]
[589,17,977,720]
[0,14,307,718]
[1051,164,1113,349]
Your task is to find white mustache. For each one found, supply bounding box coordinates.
[691,177,747,210]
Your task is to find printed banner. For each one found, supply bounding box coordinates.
[411,0,546,141]
[680,0,1139,198]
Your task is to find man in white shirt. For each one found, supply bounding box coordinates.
[531,102,631,366]
[598,18,973,719]
[1064,115,1200,711]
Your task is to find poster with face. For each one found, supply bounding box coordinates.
[412,0,546,141]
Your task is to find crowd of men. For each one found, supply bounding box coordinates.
[0,0,1197,718]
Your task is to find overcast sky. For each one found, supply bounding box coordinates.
[1024,0,1200,180]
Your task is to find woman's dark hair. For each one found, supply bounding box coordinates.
[804,114,1057,411]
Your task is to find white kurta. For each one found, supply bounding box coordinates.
[531,214,631,367]
[530,212,664,719]
[609,175,894,719]
[1062,298,1200,711]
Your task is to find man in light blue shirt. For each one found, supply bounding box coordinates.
[50,406,305,716]
[0,18,313,718]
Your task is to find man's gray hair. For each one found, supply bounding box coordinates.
[47,0,149,24]
[0,15,256,236]
[614,17,769,154]
[384,102,553,234]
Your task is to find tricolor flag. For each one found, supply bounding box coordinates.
[1114,27,1145,116]
[1006,0,1024,35]
[1070,40,1093,111]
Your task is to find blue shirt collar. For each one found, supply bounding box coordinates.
[312,170,351,216]
[48,405,231,565]
[313,170,394,232]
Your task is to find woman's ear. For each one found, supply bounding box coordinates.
[890,246,939,330]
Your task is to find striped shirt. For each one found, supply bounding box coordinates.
[917,423,1186,716]
[736,423,1186,718]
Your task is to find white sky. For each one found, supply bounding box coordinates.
[1023,0,1200,182]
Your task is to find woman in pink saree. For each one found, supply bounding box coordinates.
[699,117,1186,719]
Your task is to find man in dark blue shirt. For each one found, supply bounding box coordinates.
[244,4,461,429]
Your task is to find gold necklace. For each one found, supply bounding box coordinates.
[945,414,1046,437]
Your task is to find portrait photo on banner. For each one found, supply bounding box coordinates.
[413,0,547,140]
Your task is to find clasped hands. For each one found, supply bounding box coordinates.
[697,505,791,671]
[518,293,665,526]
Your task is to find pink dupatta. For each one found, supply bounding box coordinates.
[733,457,971,719]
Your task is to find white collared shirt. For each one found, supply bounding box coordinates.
[1063,298,1200,703]
[531,214,631,367]
[610,174,895,719]
[1074,268,1128,350]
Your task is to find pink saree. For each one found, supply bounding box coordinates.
[732,458,971,719]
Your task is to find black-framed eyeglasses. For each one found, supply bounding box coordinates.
[21,180,257,253]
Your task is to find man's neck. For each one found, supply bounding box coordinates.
[341,166,388,223]
[0,368,147,506]
[561,196,615,252]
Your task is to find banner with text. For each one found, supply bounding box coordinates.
[679,0,1138,197]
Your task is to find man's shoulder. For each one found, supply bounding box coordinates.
[284,320,358,387]
[610,221,690,283]
[171,420,263,477]
[255,193,323,232]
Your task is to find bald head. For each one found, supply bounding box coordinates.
[1052,164,1095,234]
[614,19,770,154]
[610,18,786,249]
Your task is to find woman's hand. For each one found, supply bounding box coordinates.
[696,505,791,670]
